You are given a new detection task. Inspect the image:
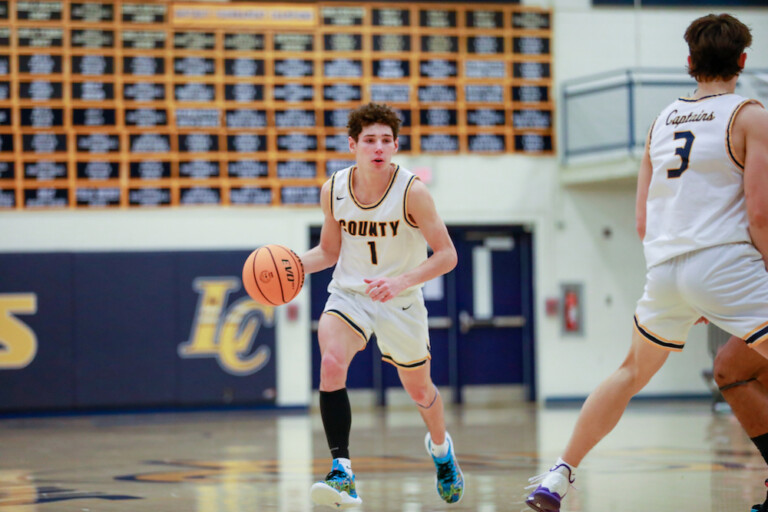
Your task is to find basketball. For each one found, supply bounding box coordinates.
[242,244,305,306]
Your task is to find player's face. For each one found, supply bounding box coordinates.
[350,123,398,171]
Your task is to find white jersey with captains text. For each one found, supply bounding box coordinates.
[644,93,761,268]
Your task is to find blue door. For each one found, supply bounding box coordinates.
[308,225,535,402]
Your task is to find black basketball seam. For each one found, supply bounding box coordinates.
[289,249,305,297]
[267,246,287,303]
[252,248,277,306]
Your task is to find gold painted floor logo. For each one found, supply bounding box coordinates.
[178,278,274,376]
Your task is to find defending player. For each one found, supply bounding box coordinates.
[300,102,464,508]
[526,13,768,512]
[714,334,768,512]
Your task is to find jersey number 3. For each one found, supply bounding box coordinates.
[667,130,695,179]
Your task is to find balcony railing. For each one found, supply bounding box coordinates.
[561,68,768,165]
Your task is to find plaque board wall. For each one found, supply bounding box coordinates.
[0,1,554,209]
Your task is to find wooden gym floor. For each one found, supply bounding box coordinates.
[0,400,764,512]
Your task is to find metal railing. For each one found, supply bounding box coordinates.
[561,68,768,165]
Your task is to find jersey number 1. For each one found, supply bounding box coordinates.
[367,241,378,265]
[667,130,695,179]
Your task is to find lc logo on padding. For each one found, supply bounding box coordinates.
[178,278,274,376]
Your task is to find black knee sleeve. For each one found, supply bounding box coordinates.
[319,388,351,460]
[752,432,768,466]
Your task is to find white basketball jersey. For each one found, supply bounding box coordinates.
[643,93,760,268]
[329,165,427,295]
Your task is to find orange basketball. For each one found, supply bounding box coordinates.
[242,244,305,306]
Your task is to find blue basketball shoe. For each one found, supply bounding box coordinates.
[310,459,362,509]
[525,463,575,512]
[425,432,464,503]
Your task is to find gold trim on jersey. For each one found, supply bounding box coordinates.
[403,175,420,228]
[329,171,337,217]
[678,92,730,103]
[349,165,400,210]
[726,99,764,171]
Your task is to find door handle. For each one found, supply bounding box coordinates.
[459,310,526,334]
[428,316,452,329]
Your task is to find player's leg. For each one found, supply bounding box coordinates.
[714,336,768,512]
[398,362,445,441]
[526,328,670,512]
[562,328,669,464]
[398,362,464,504]
[755,339,768,361]
[311,312,367,509]
[318,311,366,392]
[715,335,768,439]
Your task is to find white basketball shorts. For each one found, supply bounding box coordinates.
[323,287,431,369]
[635,242,768,351]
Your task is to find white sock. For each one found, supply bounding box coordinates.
[553,457,576,479]
[335,457,353,476]
[430,436,450,458]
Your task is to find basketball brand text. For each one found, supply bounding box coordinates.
[281,259,295,283]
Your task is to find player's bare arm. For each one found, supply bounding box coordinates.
[740,103,768,265]
[301,180,342,274]
[365,179,457,302]
[635,128,653,240]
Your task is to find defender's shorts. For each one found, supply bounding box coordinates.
[635,243,768,351]
[323,287,431,369]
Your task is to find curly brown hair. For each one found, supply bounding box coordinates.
[685,14,751,82]
[347,103,401,141]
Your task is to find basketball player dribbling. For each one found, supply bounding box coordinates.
[299,102,464,508]
[526,13,768,512]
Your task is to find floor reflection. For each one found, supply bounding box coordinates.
[0,401,764,511]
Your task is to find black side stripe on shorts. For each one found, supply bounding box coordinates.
[326,309,367,340]
[381,354,427,368]
[634,315,684,350]
[746,323,768,345]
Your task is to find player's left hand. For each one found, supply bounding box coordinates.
[364,277,405,302]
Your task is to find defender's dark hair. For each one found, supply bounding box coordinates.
[347,103,401,141]
[685,14,752,82]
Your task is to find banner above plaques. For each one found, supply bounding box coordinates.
[171,4,317,28]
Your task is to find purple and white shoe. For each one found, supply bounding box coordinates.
[525,463,575,512]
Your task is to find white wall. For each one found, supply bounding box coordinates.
[547,1,768,82]
[2,2,767,405]
[536,2,768,401]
